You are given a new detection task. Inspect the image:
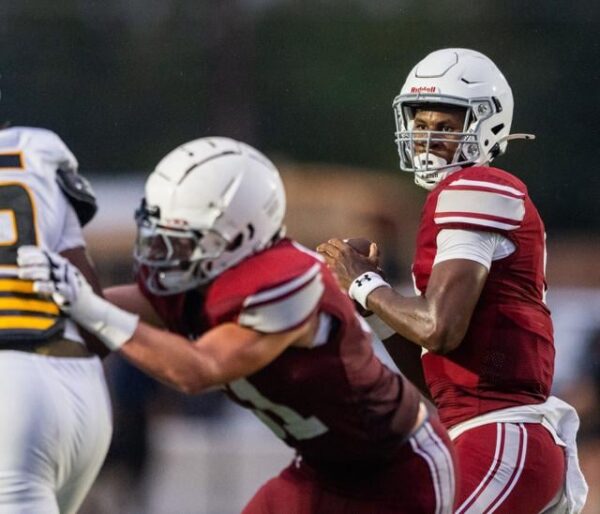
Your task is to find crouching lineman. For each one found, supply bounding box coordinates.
[0,125,111,513]
[18,137,455,513]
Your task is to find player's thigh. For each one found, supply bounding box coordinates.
[455,422,565,514]
[243,464,377,514]
[0,353,62,512]
[242,465,309,514]
[53,357,113,514]
[244,423,456,514]
[391,415,456,514]
[242,471,443,514]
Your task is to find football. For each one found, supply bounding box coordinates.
[344,237,372,256]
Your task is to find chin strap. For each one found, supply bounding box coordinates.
[413,153,462,191]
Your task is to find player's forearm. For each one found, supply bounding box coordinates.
[366,287,455,354]
[119,322,218,395]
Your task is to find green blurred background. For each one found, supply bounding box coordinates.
[1,0,598,233]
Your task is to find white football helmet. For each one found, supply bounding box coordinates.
[134,137,286,295]
[393,48,529,190]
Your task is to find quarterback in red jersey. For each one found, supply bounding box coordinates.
[318,49,588,513]
[17,137,456,513]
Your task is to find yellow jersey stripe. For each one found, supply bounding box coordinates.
[0,297,59,315]
[0,316,56,330]
[0,279,35,293]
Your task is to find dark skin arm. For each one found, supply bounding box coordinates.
[316,238,488,354]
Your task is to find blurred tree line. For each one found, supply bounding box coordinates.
[0,0,598,232]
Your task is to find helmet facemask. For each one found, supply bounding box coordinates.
[391,48,533,190]
[134,202,232,295]
[394,97,501,190]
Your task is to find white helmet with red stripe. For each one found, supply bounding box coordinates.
[393,48,531,190]
[135,137,286,295]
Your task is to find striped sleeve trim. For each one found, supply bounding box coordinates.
[447,179,525,197]
[238,263,324,333]
[435,182,525,231]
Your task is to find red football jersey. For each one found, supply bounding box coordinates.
[139,239,421,470]
[413,166,554,428]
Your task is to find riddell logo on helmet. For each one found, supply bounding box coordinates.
[165,218,189,228]
[411,86,437,93]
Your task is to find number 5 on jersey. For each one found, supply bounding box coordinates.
[0,181,63,341]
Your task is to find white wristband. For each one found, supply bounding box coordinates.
[71,294,139,352]
[363,313,395,341]
[348,272,391,311]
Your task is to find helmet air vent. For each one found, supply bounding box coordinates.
[492,97,503,112]
[491,124,505,135]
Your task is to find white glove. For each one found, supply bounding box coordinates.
[17,245,139,351]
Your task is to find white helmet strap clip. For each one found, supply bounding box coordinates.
[497,133,536,143]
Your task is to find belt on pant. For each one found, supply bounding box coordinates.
[0,338,93,358]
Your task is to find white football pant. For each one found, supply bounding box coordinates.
[0,351,112,514]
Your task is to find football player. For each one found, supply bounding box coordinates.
[0,125,111,512]
[18,137,456,513]
[317,48,588,513]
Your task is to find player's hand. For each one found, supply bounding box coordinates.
[316,238,381,291]
[16,245,83,309]
[17,245,138,351]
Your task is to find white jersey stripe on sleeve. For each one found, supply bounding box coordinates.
[437,190,525,221]
[239,264,324,333]
[435,189,525,230]
[291,240,326,262]
[434,216,520,231]
[448,179,525,197]
[243,263,321,308]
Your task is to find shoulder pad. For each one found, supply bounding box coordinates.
[56,168,98,226]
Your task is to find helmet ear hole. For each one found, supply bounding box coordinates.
[226,233,244,252]
[223,224,262,253]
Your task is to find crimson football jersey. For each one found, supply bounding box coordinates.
[413,166,554,428]
[139,239,421,470]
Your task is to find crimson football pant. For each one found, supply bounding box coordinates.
[454,422,566,514]
[242,415,456,514]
